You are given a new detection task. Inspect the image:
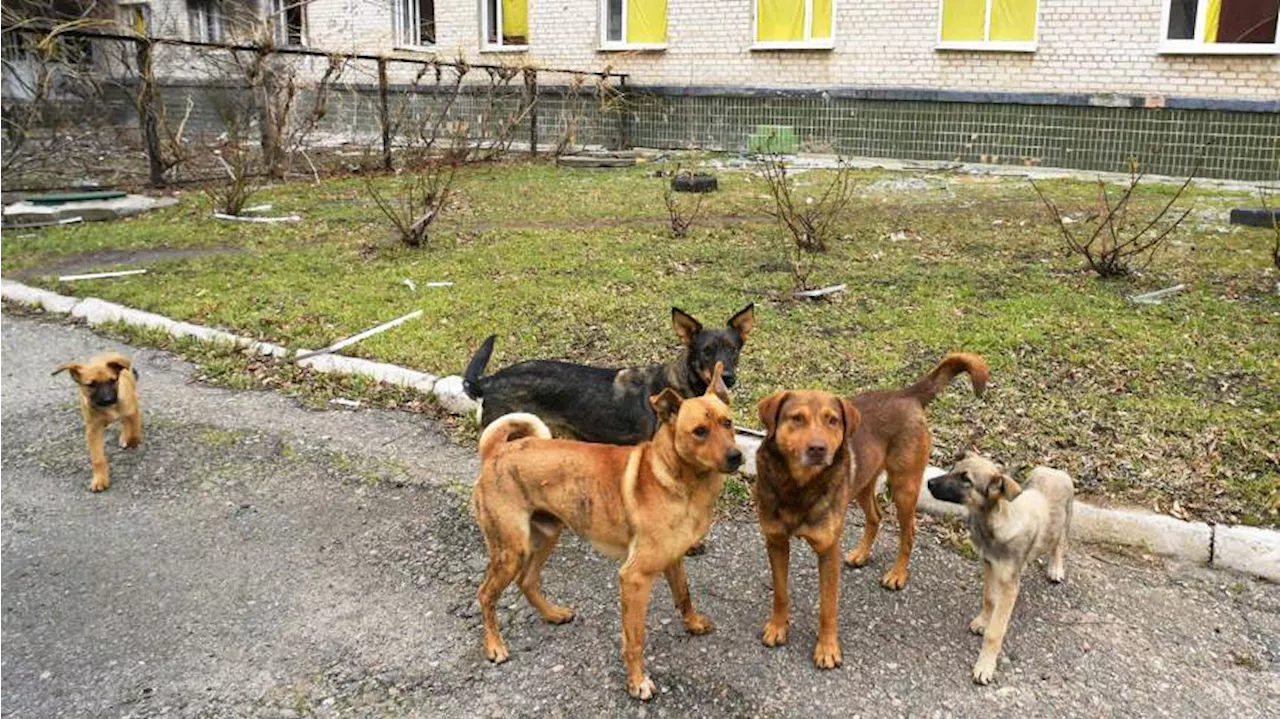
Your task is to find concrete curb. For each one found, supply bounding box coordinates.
[3,279,1276,582]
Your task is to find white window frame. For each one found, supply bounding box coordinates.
[1158,0,1279,54]
[269,0,308,48]
[188,0,226,43]
[935,0,1038,52]
[599,0,668,52]
[750,0,837,51]
[480,0,529,52]
[394,0,436,50]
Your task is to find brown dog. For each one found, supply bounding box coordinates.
[842,353,988,589]
[53,352,142,492]
[754,390,861,669]
[471,363,741,700]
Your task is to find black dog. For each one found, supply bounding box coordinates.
[463,305,754,445]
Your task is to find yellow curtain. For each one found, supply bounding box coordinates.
[812,0,834,39]
[758,0,806,42]
[940,0,986,42]
[502,0,528,43]
[627,0,667,43]
[989,0,1037,42]
[1204,0,1222,42]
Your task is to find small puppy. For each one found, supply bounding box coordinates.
[928,451,1074,685]
[53,353,142,492]
[472,363,741,700]
[753,390,861,669]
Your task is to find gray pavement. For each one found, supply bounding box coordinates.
[2,313,1278,717]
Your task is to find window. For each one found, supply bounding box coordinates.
[753,0,834,49]
[482,0,528,50]
[395,0,436,47]
[118,1,153,36]
[601,0,667,49]
[188,0,226,43]
[1161,0,1279,53]
[937,0,1038,51]
[269,0,307,47]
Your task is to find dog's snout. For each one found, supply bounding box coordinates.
[90,383,118,408]
[805,442,827,458]
[725,447,743,470]
[722,372,737,388]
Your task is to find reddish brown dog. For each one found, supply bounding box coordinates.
[472,363,741,700]
[753,354,987,667]
[842,353,988,590]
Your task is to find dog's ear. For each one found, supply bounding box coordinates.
[840,398,862,443]
[52,363,83,382]
[671,307,703,347]
[727,303,755,341]
[103,353,133,376]
[650,388,684,424]
[995,474,1022,501]
[757,391,790,438]
[705,361,730,403]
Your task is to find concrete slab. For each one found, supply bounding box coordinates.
[2,195,178,225]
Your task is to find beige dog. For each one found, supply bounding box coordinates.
[928,451,1073,684]
[53,352,142,492]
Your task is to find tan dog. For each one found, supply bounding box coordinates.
[843,353,988,589]
[53,352,142,492]
[753,390,861,669]
[471,363,741,700]
[928,451,1074,684]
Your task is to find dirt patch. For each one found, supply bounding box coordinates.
[11,246,246,280]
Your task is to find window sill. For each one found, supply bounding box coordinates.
[393,45,437,53]
[598,43,667,52]
[479,45,529,54]
[935,41,1037,53]
[750,40,835,51]
[1158,41,1279,55]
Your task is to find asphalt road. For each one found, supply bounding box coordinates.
[2,313,1278,718]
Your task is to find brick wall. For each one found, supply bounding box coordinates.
[135,1,1278,99]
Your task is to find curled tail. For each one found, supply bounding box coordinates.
[904,353,989,407]
[478,412,551,460]
[463,335,496,400]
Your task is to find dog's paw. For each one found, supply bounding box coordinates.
[844,547,872,568]
[541,605,576,624]
[683,612,715,635]
[120,434,142,449]
[880,566,909,590]
[813,637,843,670]
[685,542,708,557]
[972,656,997,685]
[761,618,789,647]
[1046,564,1065,583]
[484,639,510,664]
[90,476,110,493]
[969,615,989,635]
[627,675,656,701]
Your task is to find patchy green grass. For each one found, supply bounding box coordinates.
[4,160,1278,525]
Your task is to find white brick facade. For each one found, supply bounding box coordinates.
[140,0,1278,99]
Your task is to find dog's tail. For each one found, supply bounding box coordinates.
[462,335,497,400]
[903,353,989,407]
[478,412,551,460]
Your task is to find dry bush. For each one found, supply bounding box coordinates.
[204,88,259,215]
[365,126,469,248]
[755,151,856,254]
[1259,188,1280,273]
[661,166,706,239]
[1030,161,1199,278]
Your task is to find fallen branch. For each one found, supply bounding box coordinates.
[1131,284,1186,304]
[58,268,148,282]
[793,283,848,299]
[294,310,424,361]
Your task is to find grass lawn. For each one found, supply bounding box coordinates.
[4,159,1277,526]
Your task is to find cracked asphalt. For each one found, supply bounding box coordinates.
[2,313,1278,717]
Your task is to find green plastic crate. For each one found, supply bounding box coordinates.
[748,125,799,154]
